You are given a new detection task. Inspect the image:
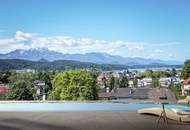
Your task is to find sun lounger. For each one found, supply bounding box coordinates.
[138,107,190,123]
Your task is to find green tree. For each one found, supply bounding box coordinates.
[144,69,153,77]
[6,80,34,100]
[48,70,99,100]
[119,76,128,88]
[0,70,11,83]
[107,75,115,91]
[181,59,190,79]
[171,68,177,77]
[151,78,159,88]
[8,72,36,83]
[169,83,184,99]
[133,78,138,88]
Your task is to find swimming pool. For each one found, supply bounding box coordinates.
[0,102,158,112]
[0,102,189,112]
[165,104,190,112]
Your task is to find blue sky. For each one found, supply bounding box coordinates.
[0,0,189,61]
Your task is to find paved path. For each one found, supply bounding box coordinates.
[0,112,189,130]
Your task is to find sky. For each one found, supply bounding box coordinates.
[0,0,189,61]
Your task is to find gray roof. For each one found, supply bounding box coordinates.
[98,88,132,98]
[148,88,177,103]
[131,88,151,99]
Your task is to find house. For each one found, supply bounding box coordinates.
[182,77,190,95]
[137,79,144,88]
[98,92,115,100]
[33,80,45,96]
[138,78,152,87]
[114,88,132,99]
[112,72,123,78]
[16,69,36,73]
[97,73,109,89]
[98,88,132,100]
[171,77,180,85]
[148,88,177,103]
[131,88,151,99]
[159,78,171,87]
[128,80,134,88]
[142,78,152,87]
[0,84,8,95]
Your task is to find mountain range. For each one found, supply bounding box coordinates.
[0,49,183,66]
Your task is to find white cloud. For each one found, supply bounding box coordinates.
[0,31,146,55]
[127,44,144,51]
[14,30,36,41]
[155,49,163,53]
[146,42,179,47]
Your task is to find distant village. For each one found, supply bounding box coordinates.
[97,68,189,101]
[1,67,190,101]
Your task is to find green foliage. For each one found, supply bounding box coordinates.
[169,83,183,99]
[1,71,56,100]
[140,69,172,78]
[133,79,138,88]
[106,75,115,91]
[0,70,11,83]
[37,72,53,93]
[8,72,37,83]
[0,59,183,71]
[6,80,35,100]
[181,59,190,79]
[119,76,129,88]
[0,59,129,71]
[176,94,186,99]
[151,78,159,88]
[48,70,99,100]
[171,68,177,77]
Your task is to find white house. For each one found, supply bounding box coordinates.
[159,77,171,87]
[128,80,134,88]
[171,77,180,85]
[137,79,144,88]
[182,77,190,94]
[142,78,152,87]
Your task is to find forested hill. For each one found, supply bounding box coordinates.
[0,59,128,71]
[0,59,183,71]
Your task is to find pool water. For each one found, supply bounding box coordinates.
[0,102,189,112]
[165,104,190,112]
[0,102,158,112]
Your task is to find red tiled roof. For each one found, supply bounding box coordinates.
[184,77,190,85]
[0,84,8,94]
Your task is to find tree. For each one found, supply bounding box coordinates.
[8,72,36,83]
[181,59,190,79]
[151,78,159,88]
[6,80,35,100]
[171,68,177,77]
[0,70,11,83]
[169,83,184,99]
[48,70,99,100]
[144,69,153,77]
[119,76,129,88]
[107,75,115,91]
[133,78,138,88]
